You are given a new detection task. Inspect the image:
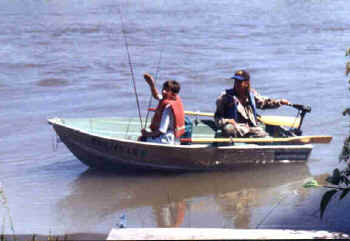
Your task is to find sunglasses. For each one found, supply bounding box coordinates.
[234,78,249,83]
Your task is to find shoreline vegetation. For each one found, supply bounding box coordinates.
[303,48,350,219]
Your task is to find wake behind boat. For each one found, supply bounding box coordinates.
[48,106,329,172]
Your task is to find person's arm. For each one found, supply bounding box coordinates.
[144,73,161,100]
[158,107,171,134]
[141,106,171,138]
[141,128,162,138]
[253,89,289,109]
[214,94,237,128]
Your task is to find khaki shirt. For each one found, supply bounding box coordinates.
[215,89,282,128]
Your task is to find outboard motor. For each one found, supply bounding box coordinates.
[288,104,311,136]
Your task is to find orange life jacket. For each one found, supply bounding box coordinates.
[150,95,185,138]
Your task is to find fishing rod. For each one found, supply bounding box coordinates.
[118,6,143,128]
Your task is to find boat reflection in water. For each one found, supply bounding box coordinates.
[57,163,316,232]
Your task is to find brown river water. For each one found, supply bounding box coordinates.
[1,0,350,237]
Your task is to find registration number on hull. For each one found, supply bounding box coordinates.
[275,151,309,161]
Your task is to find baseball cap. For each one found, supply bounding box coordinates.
[231,70,250,81]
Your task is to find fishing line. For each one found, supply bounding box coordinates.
[255,193,288,228]
[118,5,143,129]
[144,0,167,129]
[124,117,132,139]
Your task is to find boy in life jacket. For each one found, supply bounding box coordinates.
[215,69,289,138]
[139,73,185,144]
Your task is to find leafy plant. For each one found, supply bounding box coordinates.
[303,179,320,188]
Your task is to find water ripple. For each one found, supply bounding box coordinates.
[37,78,69,87]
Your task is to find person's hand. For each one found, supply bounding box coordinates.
[141,128,147,136]
[226,119,237,127]
[144,73,155,86]
[279,99,289,105]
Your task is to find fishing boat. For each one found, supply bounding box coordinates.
[48,104,332,172]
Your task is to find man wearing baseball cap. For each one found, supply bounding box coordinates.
[214,69,289,138]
